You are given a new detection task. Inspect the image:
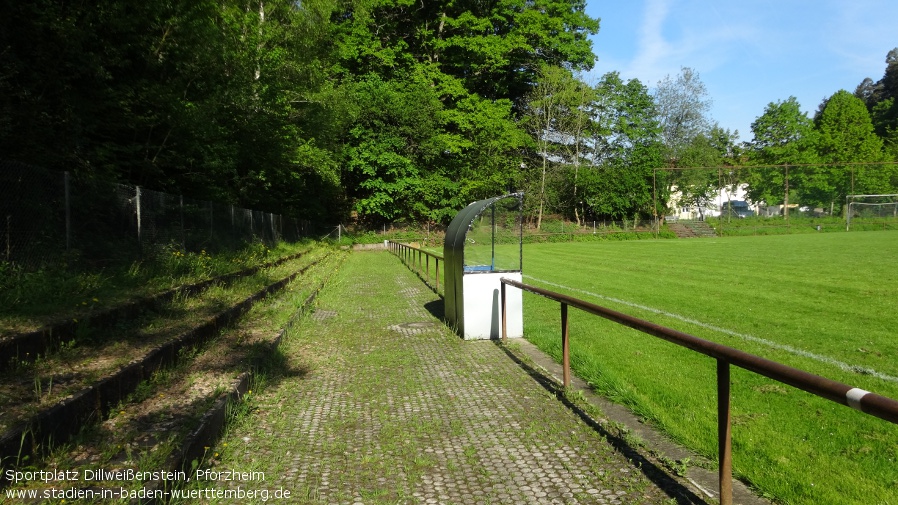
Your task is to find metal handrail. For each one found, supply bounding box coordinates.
[387,240,443,293]
[499,277,898,505]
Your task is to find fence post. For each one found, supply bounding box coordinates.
[64,171,71,255]
[209,201,214,242]
[718,359,733,505]
[561,302,570,387]
[5,215,10,262]
[180,195,185,250]
[135,186,142,252]
[436,258,440,292]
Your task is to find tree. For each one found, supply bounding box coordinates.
[855,48,898,160]
[807,90,885,212]
[0,0,601,226]
[584,72,664,221]
[340,74,444,223]
[330,0,599,105]
[0,0,344,220]
[674,126,740,220]
[653,67,713,166]
[329,0,600,224]
[556,76,598,225]
[521,64,590,229]
[747,97,817,217]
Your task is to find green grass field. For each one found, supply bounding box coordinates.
[514,231,898,505]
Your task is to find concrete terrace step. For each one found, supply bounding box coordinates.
[200,251,768,505]
[669,220,717,238]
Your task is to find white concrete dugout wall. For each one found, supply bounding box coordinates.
[443,193,524,340]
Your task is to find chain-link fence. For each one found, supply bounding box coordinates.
[1,161,312,271]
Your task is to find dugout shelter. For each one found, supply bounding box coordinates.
[443,193,524,340]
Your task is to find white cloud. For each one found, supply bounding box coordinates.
[622,0,763,88]
[624,0,674,83]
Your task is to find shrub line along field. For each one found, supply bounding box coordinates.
[524,275,898,385]
[516,231,898,505]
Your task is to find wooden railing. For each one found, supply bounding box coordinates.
[387,241,443,294]
[500,277,898,505]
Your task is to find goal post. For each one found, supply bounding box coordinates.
[846,194,898,230]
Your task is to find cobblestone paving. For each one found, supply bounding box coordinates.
[207,252,681,504]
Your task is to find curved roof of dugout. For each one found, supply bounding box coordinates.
[443,193,523,264]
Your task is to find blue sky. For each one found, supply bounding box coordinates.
[583,0,898,142]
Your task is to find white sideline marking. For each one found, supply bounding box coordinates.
[846,388,870,411]
[523,275,898,385]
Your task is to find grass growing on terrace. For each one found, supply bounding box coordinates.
[518,231,898,505]
[0,240,313,335]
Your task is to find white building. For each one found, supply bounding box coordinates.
[667,184,762,220]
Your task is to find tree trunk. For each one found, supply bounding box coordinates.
[783,166,789,220]
[572,161,580,226]
[537,156,546,230]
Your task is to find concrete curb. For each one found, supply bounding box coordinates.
[506,338,770,505]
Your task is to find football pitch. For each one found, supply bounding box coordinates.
[516,231,898,505]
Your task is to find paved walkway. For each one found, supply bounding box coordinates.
[205,252,709,504]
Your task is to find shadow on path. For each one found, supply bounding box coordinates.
[495,341,709,505]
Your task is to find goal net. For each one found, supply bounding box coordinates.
[846,194,898,230]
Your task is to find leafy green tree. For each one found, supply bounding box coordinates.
[1,0,599,226]
[652,67,725,220]
[328,0,600,224]
[674,126,740,220]
[331,0,600,104]
[440,91,531,208]
[653,67,713,166]
[808,90,885,212]
[856,48,898,161]
[555,76,598,225]
[747,97,818,217]
[521,64,592,228]
[584,72,664,221]
[340,74,443,223]
[0,0,343,220]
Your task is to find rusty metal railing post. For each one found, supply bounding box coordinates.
[561,302,570,387]
[500,276,898,496]
[718,359,733,505]
[501,282,507,343]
